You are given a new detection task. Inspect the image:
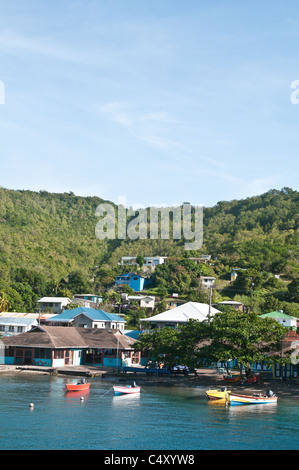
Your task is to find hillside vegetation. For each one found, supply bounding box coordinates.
[0,186,298,315]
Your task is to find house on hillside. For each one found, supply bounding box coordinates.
[260,311,298,330]
[45,307,126,330]
[217,300,244,311]
[120,256,167,267]
[200,276,216,289]
[115,273,152,291]
[165,295,186,310]
[122,294,155,310]
[73,294,103,306]
[230,268,247,282]
[2,326,140,368]
[189,255,211,264]
[37,297,72,314]
[140,301,220,331]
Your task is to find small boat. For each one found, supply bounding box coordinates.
[240,373,260,385]
[113,385,141,396]
[65,382,90,392]
[223,374,241,383]
[206,387,230,401]
[228,391,277,406]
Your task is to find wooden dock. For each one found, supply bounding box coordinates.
[0,364,113,377]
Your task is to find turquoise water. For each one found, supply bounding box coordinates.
[0,374,299,450]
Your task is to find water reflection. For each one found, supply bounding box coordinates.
[228,403,278,416]
[112,392,141,410]
[65,390,90,400]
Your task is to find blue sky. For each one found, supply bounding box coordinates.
[0,0,298,208]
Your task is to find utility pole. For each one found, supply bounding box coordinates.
[250,281,254,311]
[208,285,212,325]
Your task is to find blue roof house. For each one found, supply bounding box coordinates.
[115,273,152,291]
[46,307,126,330]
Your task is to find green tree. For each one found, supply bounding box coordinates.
[287,278,299,303]
[134,328,180,367]
[199,310,287,376]
[136,255,145,267]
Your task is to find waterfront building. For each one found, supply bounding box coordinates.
[2,326,139,368]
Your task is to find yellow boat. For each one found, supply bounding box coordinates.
[206,387,230,401]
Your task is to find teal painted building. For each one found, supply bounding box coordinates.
[2,325,140,368]
[115,273,152,291]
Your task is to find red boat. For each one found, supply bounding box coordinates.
[223,374,241,383]
[65,382,90,392]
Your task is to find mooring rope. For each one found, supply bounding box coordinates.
[98,387,114,398]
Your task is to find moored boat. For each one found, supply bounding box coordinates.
[223,374,241,383]
[113,385,141,396]
[206,387,230,401]
[65,381,90,392]
[228,391,277,406]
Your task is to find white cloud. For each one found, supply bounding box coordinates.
[98,101,178,150]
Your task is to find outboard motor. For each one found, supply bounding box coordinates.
[266,389,274,397]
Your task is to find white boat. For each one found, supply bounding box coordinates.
[229,391,277,406]
[113,385,141,396]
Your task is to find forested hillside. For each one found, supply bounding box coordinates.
[0,186,298,315]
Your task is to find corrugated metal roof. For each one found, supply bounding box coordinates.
[2,326,136,350]
[0,317,37,326]
[46,307,125,323]
[140,302,220,323]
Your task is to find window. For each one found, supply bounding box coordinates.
[104,349,117,357]
[5,347,14,357]
[0,325,4,331]
[54,350,64,359]
[34,348,52,359]
[17,326,23,333]
[9,326,15,332]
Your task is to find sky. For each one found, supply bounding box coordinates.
[0,0,299,208]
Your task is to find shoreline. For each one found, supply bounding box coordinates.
[1,365,299,398]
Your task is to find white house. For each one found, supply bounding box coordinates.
[120,256,167,267]
[140,301,221,330]
[37,297,72,314]
[260,311,298,330]
[127,295,155,310]
[200,276,216,288]
[0,316,38,336]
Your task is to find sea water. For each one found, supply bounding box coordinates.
[0,374,299,450]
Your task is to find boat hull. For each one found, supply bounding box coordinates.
[113,386,141,396]
[65,383,90,392]
[223,375,241,383]
[206,389,230,400]
[229,393,277,406]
